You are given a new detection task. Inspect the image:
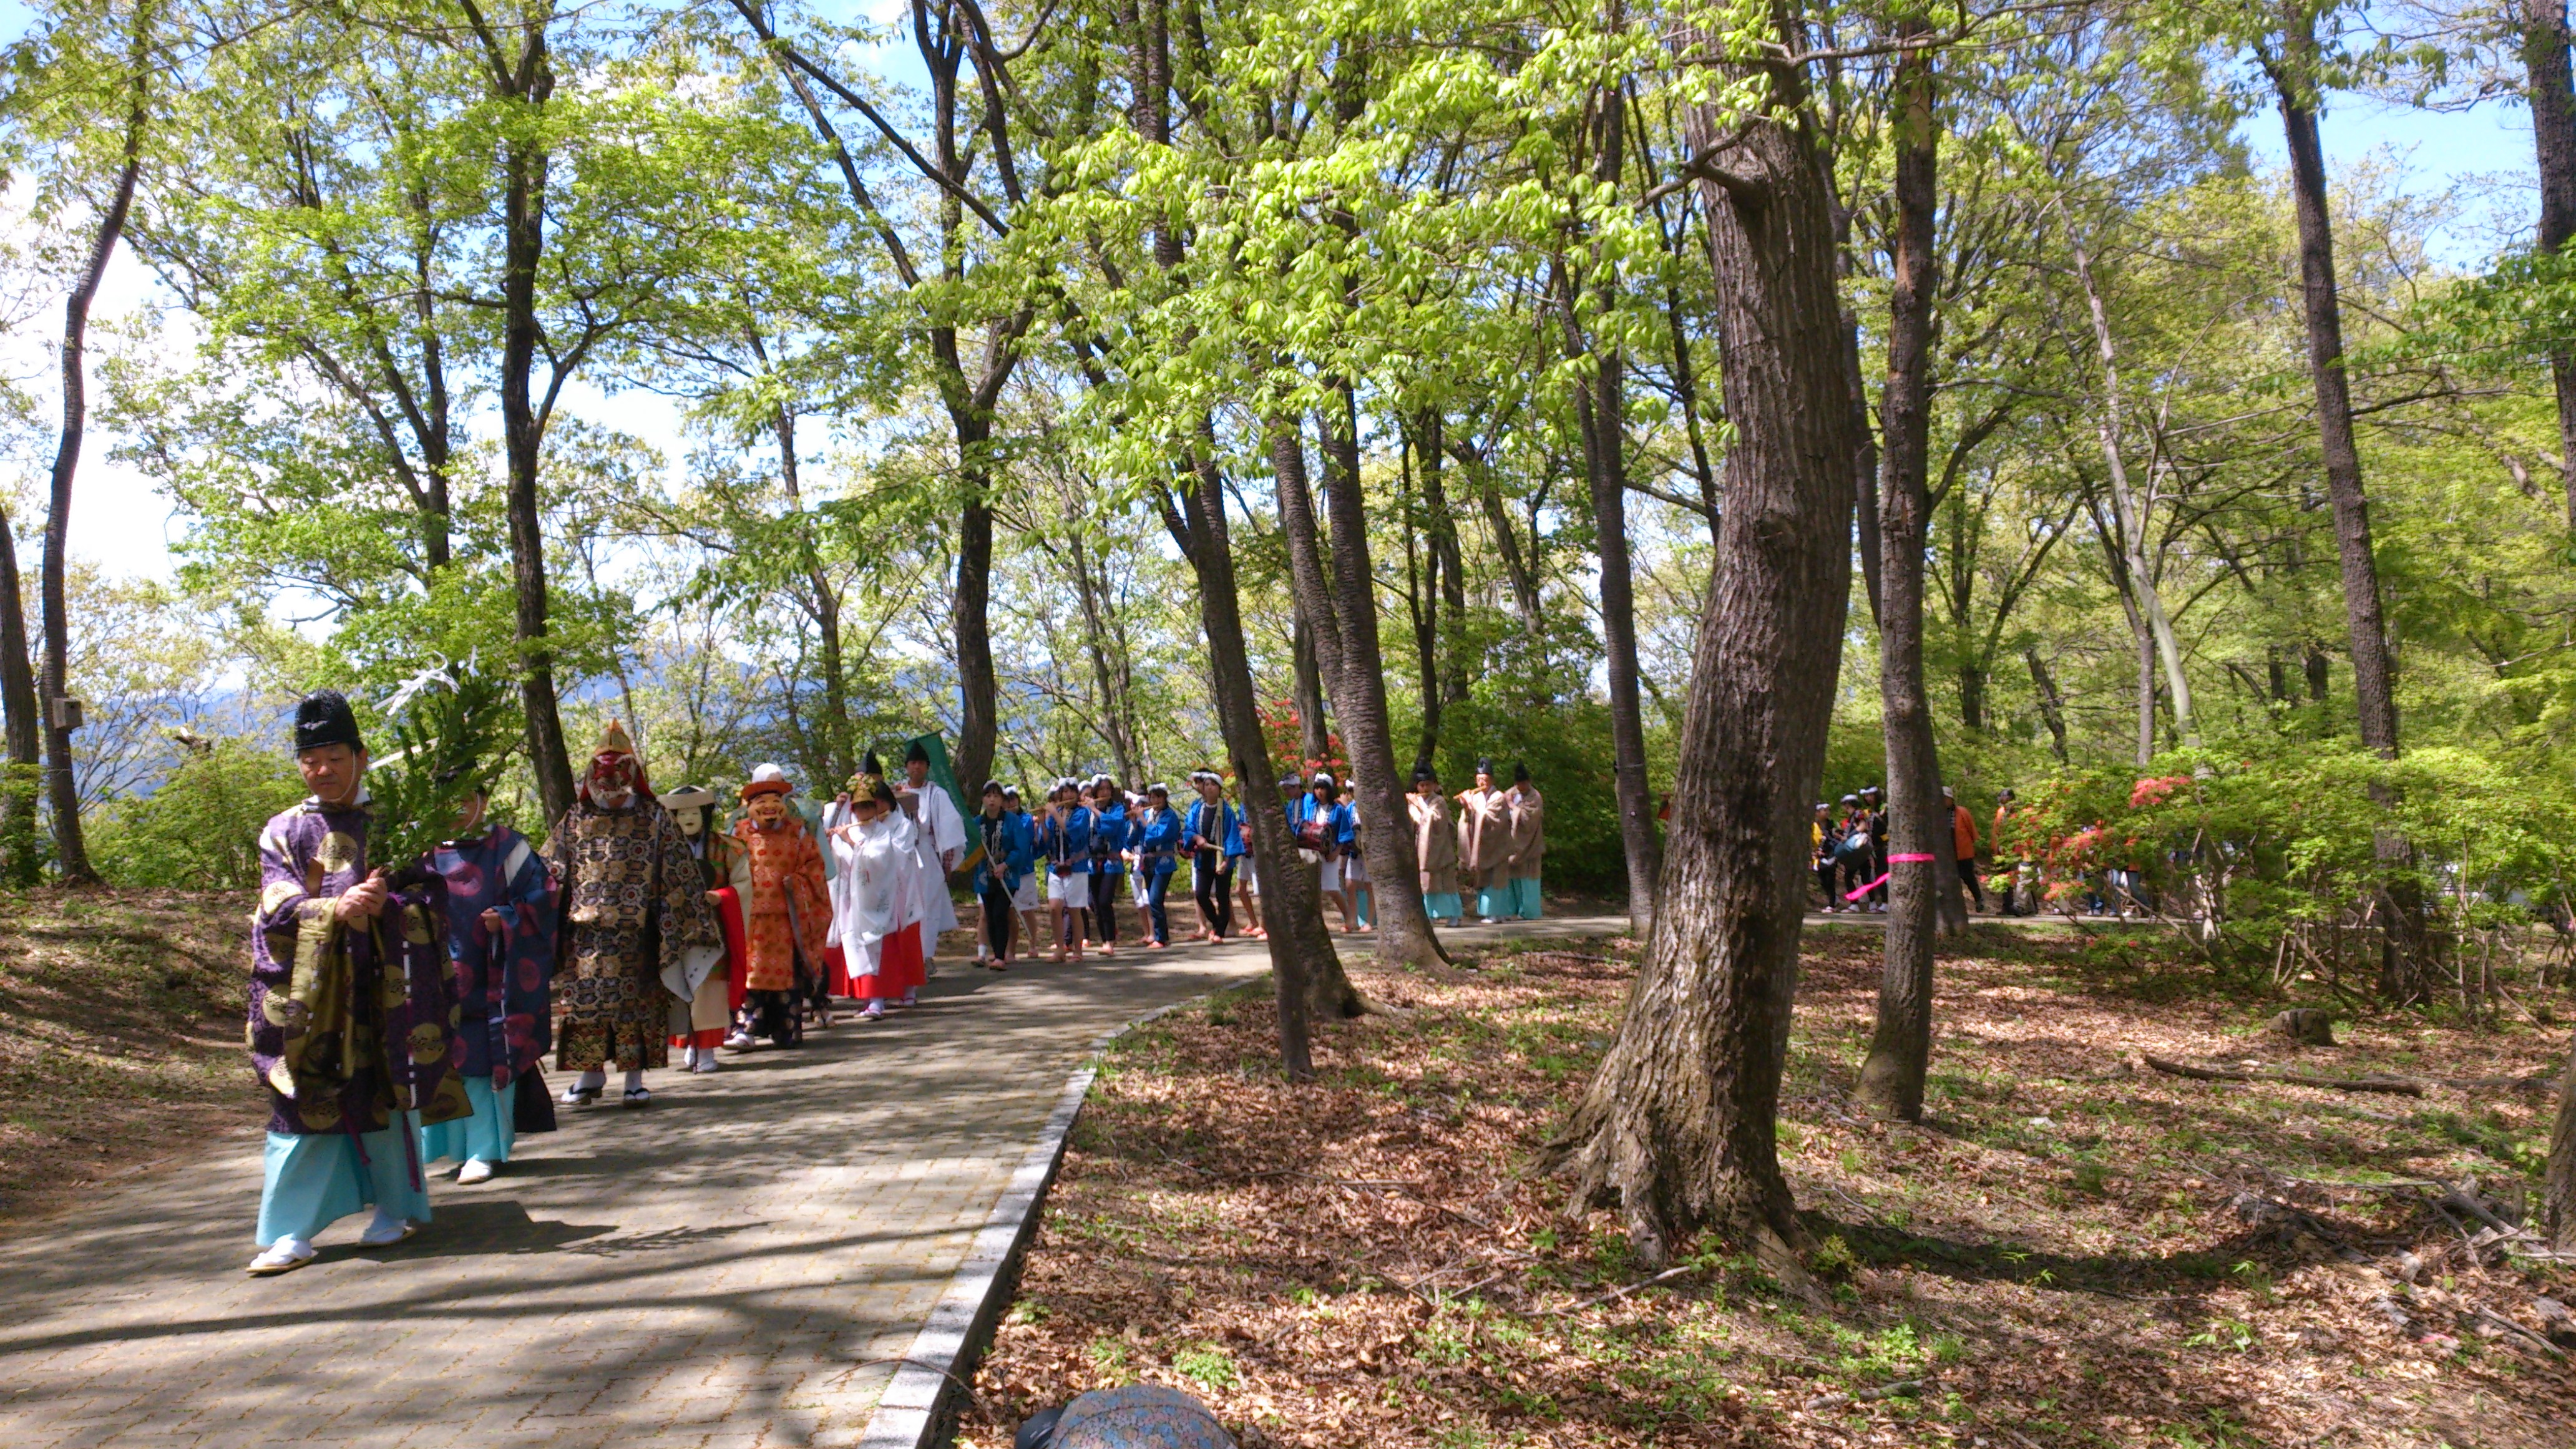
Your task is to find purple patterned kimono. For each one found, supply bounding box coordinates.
[250,795,472,1136]
[427,825,558,1087]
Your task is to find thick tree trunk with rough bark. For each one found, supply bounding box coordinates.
[1278,402,1447,973]
[0,504,40,886]
[1549,73,1853,1274]
[2523,0,2576,531]
[1858,39,1946,1120]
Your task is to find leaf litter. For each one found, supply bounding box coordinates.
[957,925,2575,1447]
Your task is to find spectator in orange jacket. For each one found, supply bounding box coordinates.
[1944,786,1983,912]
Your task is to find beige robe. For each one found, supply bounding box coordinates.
[1456,787,1508,890]
[1409,793,1460,895]
[1503,788,1545,880]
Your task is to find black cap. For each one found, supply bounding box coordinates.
[862,750,885,776]
[905,740,930,765]
[1413,766,1437,783]
[292,690,364,756]
[1476,756,1494,776]
[1512,761,1530,783]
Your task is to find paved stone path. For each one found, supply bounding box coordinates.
[0,915,1622,1449]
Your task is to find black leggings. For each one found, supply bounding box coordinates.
[980,877,1016,959]
[1814,861,1837,907]
[1193,851,1234,937]
[1090,876,1121,944]
[1957,857,1985,909]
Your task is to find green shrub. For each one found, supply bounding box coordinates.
[90,740,304,890]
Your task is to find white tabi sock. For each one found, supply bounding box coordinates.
[624,1070,646,1094]
[577,1068,607,1093]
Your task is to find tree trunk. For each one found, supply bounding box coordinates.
[1858,35,1946,1121]
[1420,411,1471,721]
[1550,71,1853,1274]
[2522,0,2576,531]
[0,502,40,886]
[1281,401,1448,975]
[2274,39,2398,759]
[1066,509,1143,786]
[39,18,152,884]
[2273,22,2424,995]
[2550,1029,2576,1247]
[2072,240,2198,748]
[1164,442,1325,1077]
[2024,646,2069,763]
[1400,418,1444,775]
[498,49,574,825]
[1289,606,1330,768]
[1566,91,1662,942]
[954,419,1000,796]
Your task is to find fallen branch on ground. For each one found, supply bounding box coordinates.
[2142,1053,2424,1096]
[1551,1263,1702,1315]
[1805,1377,1931,1412]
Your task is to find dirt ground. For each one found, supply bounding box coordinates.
[0,889,261,1226]
[959,926,2576,1448]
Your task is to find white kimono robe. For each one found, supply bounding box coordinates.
[899,785,963,952]
[827,812,908,980]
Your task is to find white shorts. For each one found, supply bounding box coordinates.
[1241,857,1259,895]
[1048,872,1091,908]
[1319,858,1344,892]
[1012,876,1041,911]
[1343,851,1367,886]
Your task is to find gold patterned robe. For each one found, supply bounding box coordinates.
[545,796,723,1072]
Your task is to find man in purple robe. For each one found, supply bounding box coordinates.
[246,690,471,1277]
[417,776,558,1184]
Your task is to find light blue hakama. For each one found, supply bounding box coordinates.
[256,1112,429,1247]
[1478,876,1543,920]
[418,1078,517,1167]
[1422,890,1464,922]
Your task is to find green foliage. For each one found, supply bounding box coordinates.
[362,661,523,873]
[1997,743,2576,959]
[89,740,303,890]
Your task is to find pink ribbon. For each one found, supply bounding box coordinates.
[1888,852,1939,863]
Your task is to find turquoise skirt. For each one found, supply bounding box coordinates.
[418,1078,517,1167]
[257,1112,429,1246]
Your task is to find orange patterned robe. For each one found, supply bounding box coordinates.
[733,815,831,992]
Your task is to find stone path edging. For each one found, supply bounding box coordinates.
[854,992,1216,1449]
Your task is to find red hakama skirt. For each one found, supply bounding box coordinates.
[674,886,750,1047]
[852,924,927,1000]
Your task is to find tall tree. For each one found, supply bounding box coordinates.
[1566,77,1663,941]
[37,0,155,885]
[0,501,40,885]
[1550,21,1855,1273]
[724,0,1029,798]
[1857,20,1947,1121]
[2519,0,2576,531]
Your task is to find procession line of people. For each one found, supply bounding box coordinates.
[242,689,1548,1276]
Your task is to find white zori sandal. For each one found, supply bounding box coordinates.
[457,1159,496,1185]
[358,1213,417,1247]
[247,1236,316,1276]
